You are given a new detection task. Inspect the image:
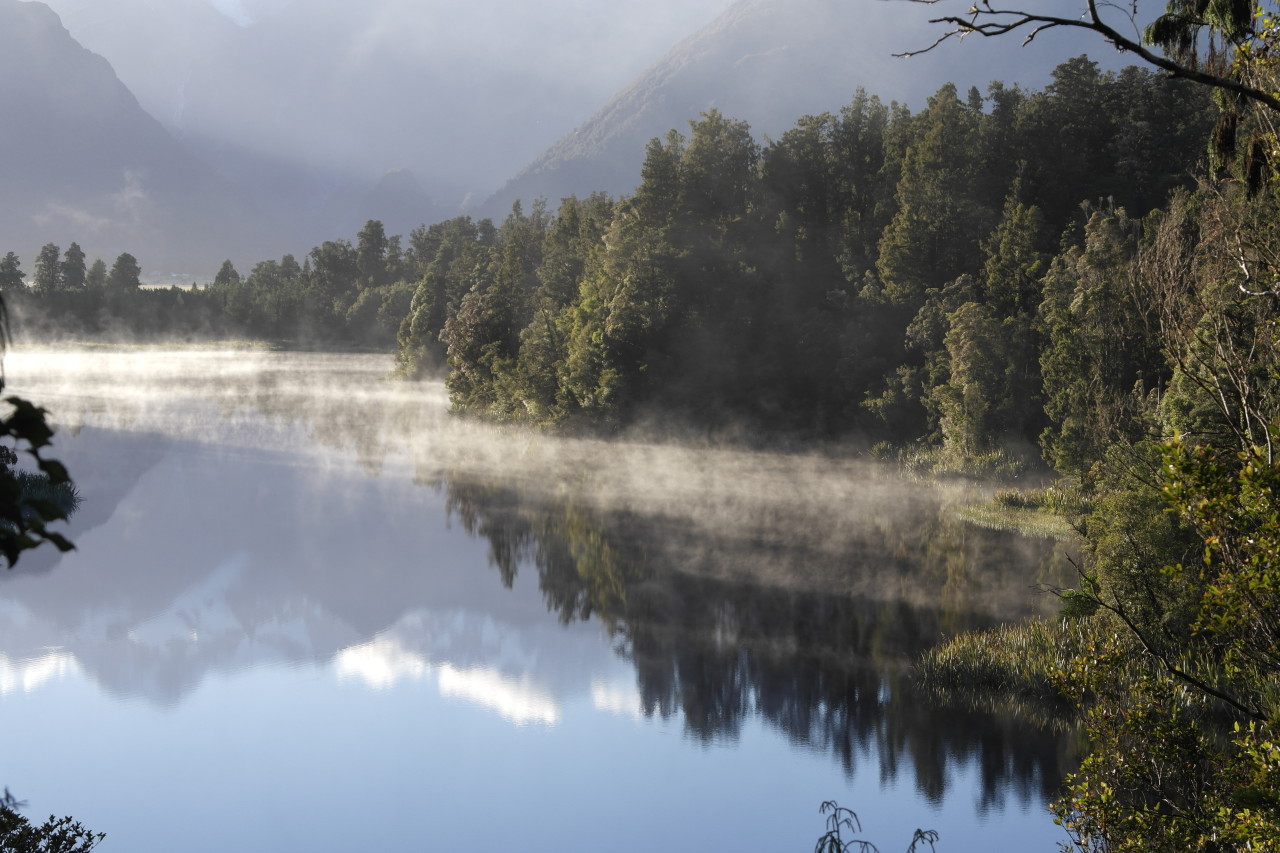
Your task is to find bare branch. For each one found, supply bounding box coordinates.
[894,0,1280,114]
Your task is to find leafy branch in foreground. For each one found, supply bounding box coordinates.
[0,293,75,568]
[0,795,103,853]
[0,397,77,566]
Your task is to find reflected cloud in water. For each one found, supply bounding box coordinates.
[0,649,80,695]
[334,632,561,726]
[334,635,429,689]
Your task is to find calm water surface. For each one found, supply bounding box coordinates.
[0,350,1077,852]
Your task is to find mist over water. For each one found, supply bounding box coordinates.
[0,349,1076,852]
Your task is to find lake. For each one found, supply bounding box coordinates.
[0,349,1077,852]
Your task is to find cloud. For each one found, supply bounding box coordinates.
[202,0,293,27]
[32,203,112,234]
[112,169,150,220]
[202,0,252,26]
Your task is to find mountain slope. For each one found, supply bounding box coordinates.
[482,0,1139,216]
[0,0,282,273]
[39,0,741,225]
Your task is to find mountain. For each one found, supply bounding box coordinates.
[38,0,740,237]
[481,0,1143,217]
[0,0,283,274]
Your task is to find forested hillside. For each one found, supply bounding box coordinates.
[399,58,1212,463]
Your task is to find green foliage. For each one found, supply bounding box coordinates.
[213,259,240,287]
[83,259,105,292]
[33,244,60,294]
[898,445,1027,482]
[398,216,499,375]
[993,483,1091,516]
[58,244,85,292]
[0,253,23,293]
[981,195,1050,317]
[934,301,1011,458]
[104,252,141,292]
[917,617,1092,723]
[0,395,77,567]
[927,428,1280,850]
[5,59,1212,456]
[356,218,392,290]
[375,61,1209,446]
[1160,433,1280,720]
[0,806,103,853]
[952,483,1089,540]
[1037,207,1159,479]
[7,217,442,349]
[0,291,76,568]
[876,83,990,312]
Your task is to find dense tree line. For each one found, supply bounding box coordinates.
[396,58,1212,458]
[201,218,417,347]
[1,220,419,347]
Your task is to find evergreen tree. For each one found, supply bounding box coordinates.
[105,253,142,292]
[280,254,302,280]
[213,260,240,287]
[356,219,391,290]
[876,84,992,312]
[85,258,107,291]
[934,301,1013,458]
[1038,207,1159,478]
[33,243,61,293]
[680,109,759,228]
[60,243,86,291]
[0,253,23,292]
[980,194,1050,316]
[830,89,895,275]
[559,207,683,421]
[307,240,360,333]
[398,217,497,376]
[440,203,547,414]
[632,130,685,227]
[535,193,614,308]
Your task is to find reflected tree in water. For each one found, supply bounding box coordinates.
[440,472,1076,810]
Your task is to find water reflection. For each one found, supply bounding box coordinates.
[0,350,1078,840]
[439,473,1076,809]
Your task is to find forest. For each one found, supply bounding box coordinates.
[3,31,1279,849]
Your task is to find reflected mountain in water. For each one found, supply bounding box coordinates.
[1,349,1079,816]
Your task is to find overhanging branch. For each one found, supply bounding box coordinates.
[896,0,1280,114]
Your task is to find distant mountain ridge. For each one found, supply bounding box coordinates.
[481,0,1142,217]
[0,0,281,274]
[38,0,741,233]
